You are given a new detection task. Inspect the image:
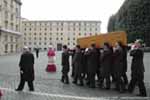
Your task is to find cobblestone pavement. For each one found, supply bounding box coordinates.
[0,52,150,100]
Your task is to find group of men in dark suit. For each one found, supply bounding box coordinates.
[61,40,147,97]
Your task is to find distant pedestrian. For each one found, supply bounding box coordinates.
[128,40,147,97]
[61,45,70,84]
[16,46,35,91]
[72,45,84,86]
[35,48,40,58]
[46,45,56,72]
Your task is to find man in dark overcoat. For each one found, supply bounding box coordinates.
[72,45,84,86]
[113,42,125,93]
[86,44,99,88]
[128,40,147,97]
[119,42,128,85]
[100,42,112,89]
[16,46,35,91]
[61,45,70,84]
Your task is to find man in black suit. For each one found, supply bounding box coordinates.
[16,46,35,91]
[128,40,147,97]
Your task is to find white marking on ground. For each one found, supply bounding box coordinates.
[0,87,109,100]
[0,87,149,100]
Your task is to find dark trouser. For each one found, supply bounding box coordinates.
[61,72,69,83]
[71,65,75,77]
[74,73,83,85]
[17,78,34,91]
[111,73,116,83]
[96,69,101,81]
[88,73,96,88]
[115,74,125,92]
[36,52,39,58]
[100,75,111,89]
[128,72,147,96]
[122,72,128,85]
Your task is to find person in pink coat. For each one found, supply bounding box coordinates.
[46,45,56,72]
[0,90,2,97]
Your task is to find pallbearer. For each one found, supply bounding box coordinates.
[46,45,56,72]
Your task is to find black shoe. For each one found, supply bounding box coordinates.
[15,89,22,91]
[105,87,110,90]
[60,79,64,83]
[29,89,34,92]
[65,81,69,84]
[78,83,84,86]
[89,85,95,88]
[72,81,77,84]
[136,94,147,97]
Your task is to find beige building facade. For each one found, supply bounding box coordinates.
[0,0,22,55]
[22,20,101,51]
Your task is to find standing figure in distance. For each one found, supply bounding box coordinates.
[46,45,56,72]
[61,45,70,84]
[16,46,35,91]
[35,48,40,58]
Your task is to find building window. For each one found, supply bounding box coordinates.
[3,35,7,41]
[44,37,47,40]
[34,37,36,40]
[24,28,26,31]
[39,42,41,45]
[73,28,76,31]
[29,42,31,45]
[34,33,36,35]
[45,28,47,31]
[79,33,81,36]
[56,38,59,40]
[39,37,41,40]
[45,33,47,35]
[68,38,70,40]
[11,23,14,30]
[95,28,97,31]
[61,33,63,35]
[24,38,26,40]
[49,43,52,45]
[49,38,52,40]
[57,28,59,31]
[73,38,75,40]
[39,33,41,35]
[11,14,14,20]
[24,42,26,45]
[5,21,8,29]
[73,43,76,45]
[68,43,70,45]
[61,38,63,40]
[44,42,47,45]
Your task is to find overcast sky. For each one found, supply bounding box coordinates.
[21,0,125,32]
